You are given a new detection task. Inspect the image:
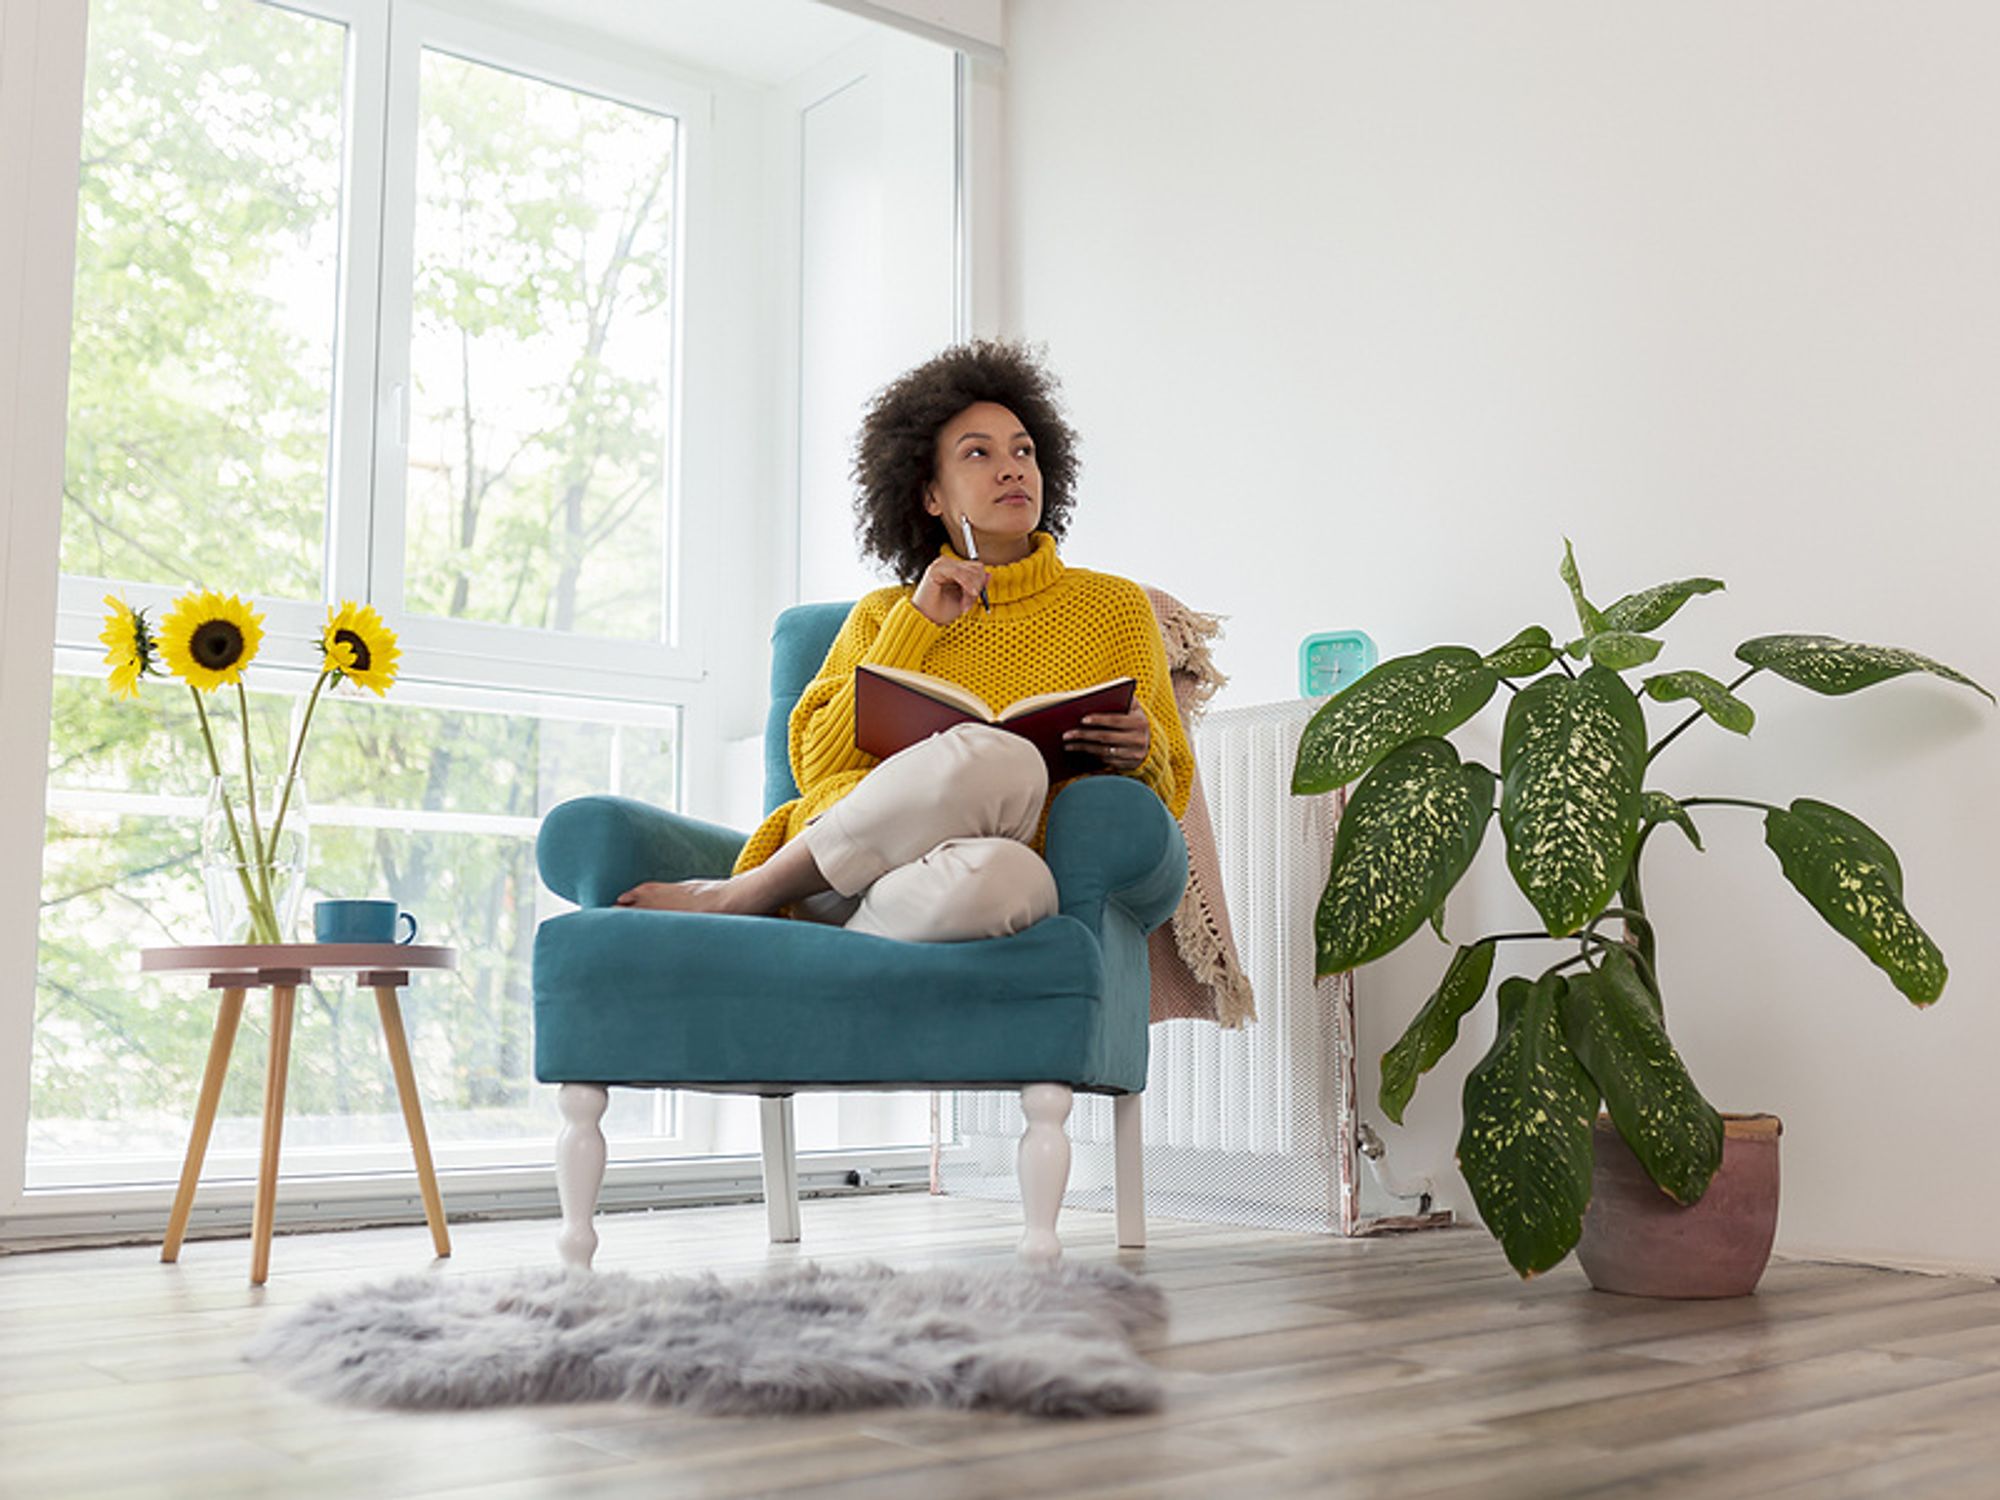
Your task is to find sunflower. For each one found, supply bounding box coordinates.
[98,594,160,699]
[321,601,401,695]
[158,589,264,692]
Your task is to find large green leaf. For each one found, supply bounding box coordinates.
[1314,738,1496,973]
[1764,798,1948,1005]
[1292,647,1498,794]
[1458,975,1599,1279]
[1500,666,1648,936]
[1642,669,1755,735]
[1566,630,1665,671]
[1559,950,1723,1205]
[1601,577,1725,634]
[1559,540,1605,635]
[1380,941,1495,1126]
[1484,626,1557,679]
[1642,790,1703,852]
[1735,635,1993,703]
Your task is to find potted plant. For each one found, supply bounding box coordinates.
[1291,544,1989,1293]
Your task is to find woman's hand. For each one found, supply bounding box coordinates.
[910,555,991,625]
[1065,702,1151,772]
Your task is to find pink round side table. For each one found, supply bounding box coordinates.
[140,942,457,1285]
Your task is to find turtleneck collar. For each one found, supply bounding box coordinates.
[940,530,1064,606]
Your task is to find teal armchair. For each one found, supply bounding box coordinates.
[533,602,1188,1264]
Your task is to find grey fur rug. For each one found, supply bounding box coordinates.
[245,1260,1168,1417]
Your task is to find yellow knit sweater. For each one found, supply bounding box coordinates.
[735,532,1192,873]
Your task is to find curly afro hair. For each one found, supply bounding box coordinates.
[852,340,1081,584]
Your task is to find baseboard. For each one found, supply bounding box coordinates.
[0,1164,930,1254]
[1775,1245,2000,1283]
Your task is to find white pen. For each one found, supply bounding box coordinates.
[958,515,991,612]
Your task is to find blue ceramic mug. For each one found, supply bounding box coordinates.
[314,898,418,946]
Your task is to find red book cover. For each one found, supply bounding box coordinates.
[854,664,1138,782]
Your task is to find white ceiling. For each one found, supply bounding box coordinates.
[471,0,896,87]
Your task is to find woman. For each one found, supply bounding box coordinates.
[619,340,1192,942]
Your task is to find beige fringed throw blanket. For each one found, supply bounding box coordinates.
[1145,589,1256,1028]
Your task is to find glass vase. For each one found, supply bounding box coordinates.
[200,772,309,945]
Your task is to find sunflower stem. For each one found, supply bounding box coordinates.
[267,669,327,863]
[235,680,278,942]
[191,687,265,938]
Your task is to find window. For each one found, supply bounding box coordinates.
[400,48,679,644]
[34,674,681,1186]
[33,0,702,1190]
[27,0,963,1207]
[58,0,344,605]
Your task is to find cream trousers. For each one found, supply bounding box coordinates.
[794,723,1060,943]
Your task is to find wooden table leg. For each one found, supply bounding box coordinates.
[249,985,296,1286]
[375,985,450,1258]
[161,987,246,1263]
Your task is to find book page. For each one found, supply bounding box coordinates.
[997,677,1136,721]
[858,663,998,721]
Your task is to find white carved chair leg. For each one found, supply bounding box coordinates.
[760,1094,801,1244]
[1114,1090,1146,1249]
[555,1083,609,1270]
[1017,1082,1073,1264]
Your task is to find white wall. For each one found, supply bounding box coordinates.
[787,31,959,609]
[1003,0,2000,1273]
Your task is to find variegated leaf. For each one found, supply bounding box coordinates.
[1559,539,1605,635]
[1501,667,1648,936]
[1458,975,1599,1279]
[1381,941,1494,1125]
[1559,950,1723,1205]
[1600,576,1725,634]
[1642,669,1755,735]
[1314,738,1496,974]
[1292,647,1498,794]
[1570,631,1665,671]
[1484,625,1557,679]
[1765,798,1947,1005]
[1736,635,1993,703]
[1642,790,1703,851]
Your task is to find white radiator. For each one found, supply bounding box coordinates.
[942,699,1369,1235]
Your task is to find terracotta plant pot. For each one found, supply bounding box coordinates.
[1576,1113,1783,1298]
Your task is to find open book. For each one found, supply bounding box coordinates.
[854,663,1138,781]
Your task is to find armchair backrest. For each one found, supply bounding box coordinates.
[764,601,856,814]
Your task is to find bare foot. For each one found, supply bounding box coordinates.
[615,878,767,914]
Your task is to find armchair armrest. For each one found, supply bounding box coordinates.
[537,795,748,909]
[1042,776,1189,935]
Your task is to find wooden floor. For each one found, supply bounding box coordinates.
[4,1195,2000,1499]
